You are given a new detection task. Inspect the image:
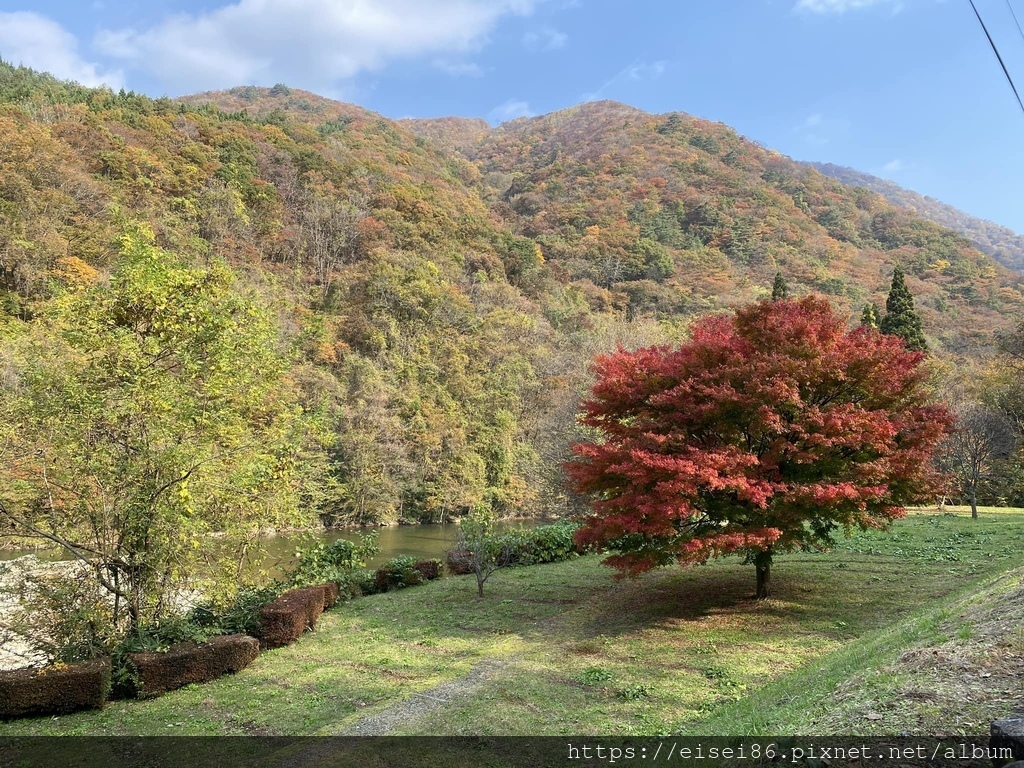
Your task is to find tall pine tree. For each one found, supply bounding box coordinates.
[880,265,927,352]
[771,271,788,301]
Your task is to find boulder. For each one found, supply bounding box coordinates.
[128,634,259,698]
[992,716,1024,766]
[0,657,110,719]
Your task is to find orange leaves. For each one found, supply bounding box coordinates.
[51,257,100,288]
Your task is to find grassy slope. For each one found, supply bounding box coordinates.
[2,509,1023,738]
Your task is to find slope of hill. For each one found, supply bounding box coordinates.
[408,102,1024,354]
[809,161,1024,273]
[1,62,1023,527]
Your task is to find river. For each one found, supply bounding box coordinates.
[0,519,544,573]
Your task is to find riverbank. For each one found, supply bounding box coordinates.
[3,508,1023,737]
[0,555,81,670]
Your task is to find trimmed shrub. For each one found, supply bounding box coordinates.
[189,586,280,637]
[128,635,259,698]
[413,559,443,581]
[373,556,423,592]
[0,658,111,719]
[257,586,325,649]
[496,521,583,566]
[317,581,341,610]
[446,549,474,575]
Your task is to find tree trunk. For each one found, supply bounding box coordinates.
[755,550,772,600]
[970,486,978,519]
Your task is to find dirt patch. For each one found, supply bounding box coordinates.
[519,597,578,605]
[339,658,510,736]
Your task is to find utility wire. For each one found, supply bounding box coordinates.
[1007,0,1024,50]
[969,0,1024,116]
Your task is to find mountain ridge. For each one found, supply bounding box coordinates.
[169,86,1024,272]
[808,161,1024,273]
[2,62,1022,526]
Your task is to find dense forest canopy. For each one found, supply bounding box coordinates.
[1,61,1023,530]
[809,161,1024,274]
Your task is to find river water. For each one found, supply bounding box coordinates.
[0,520,543,572]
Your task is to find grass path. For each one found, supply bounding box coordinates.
[2,508,1023,738]
[339,657,510,735]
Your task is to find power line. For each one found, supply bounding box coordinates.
[969,0,1024,117]
[1009,0,1024,50]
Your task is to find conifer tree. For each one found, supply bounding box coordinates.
[860,302,880,329]
[880,265,927,352]
[771,271,788,301]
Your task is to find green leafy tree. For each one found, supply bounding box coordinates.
[879,265,927,352]
[0,226,315,634]
[448,506,513,597]
[771,271,788,301]
[860,302,880,329]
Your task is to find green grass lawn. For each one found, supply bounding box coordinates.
[3,508,1023,738]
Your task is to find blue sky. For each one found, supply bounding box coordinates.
[2,0,1023,233]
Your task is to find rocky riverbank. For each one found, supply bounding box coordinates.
[0,555,60,670]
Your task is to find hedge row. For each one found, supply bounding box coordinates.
[447,521,583,575]
[0,658,111,719]
[128,634,259,698]
[0,559,438,720]
[2,533,573,720]
[497,521,584,566]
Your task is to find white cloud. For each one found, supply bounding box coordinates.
[883,159,903,172]
[795,0,899,12]
[95,0,542,95]
[489,98,534,124]
[523,26,567,50]
[0,11,123,89]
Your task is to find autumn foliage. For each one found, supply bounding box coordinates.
[568,296,951,597]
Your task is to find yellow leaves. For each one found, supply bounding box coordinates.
[117,222,156,254]
[928,259,951,274]
[51,256,100,288]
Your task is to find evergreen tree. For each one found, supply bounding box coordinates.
[771,271,788,301]
[880,265,927,352]
[860,302,880,329]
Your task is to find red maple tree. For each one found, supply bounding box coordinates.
[567,296,951,598]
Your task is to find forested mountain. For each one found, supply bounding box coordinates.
[2,62,1023,527]
[809,162,1024,273]
[407,102,1024,355]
